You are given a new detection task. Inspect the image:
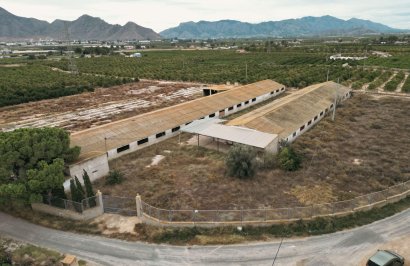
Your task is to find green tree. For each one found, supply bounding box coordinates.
[225,144,257,178]
[0,128,80,182]
[69,179,77,201]
[51,186,67,200]
[74,176,85,200]
[277,146,302,171]
[26,159,65,199]
[69,179,83,212]
[83,170,96,207]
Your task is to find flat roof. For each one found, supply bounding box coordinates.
[182,119,277,149]
[227,81,351,139]
[71,79,284,161]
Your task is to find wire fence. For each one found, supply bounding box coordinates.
[42,195,100,214]
[102,195,137,216]
[138,180,410,224]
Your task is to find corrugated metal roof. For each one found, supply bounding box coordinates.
[182,119,277,149]
[228,81,351,138]
[71,79,284,160]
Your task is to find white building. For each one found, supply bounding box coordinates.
[67,80,286,186]
[228,81,352,144]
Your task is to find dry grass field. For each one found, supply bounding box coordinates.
[95,94,410,210]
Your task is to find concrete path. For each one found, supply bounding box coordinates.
[0,210,409,266]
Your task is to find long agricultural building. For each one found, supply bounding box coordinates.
[68,80,286,182]
[227,81,352,143]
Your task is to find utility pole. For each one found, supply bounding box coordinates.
[332,94,337,121]
[246,63,248,81]
[64,22,79,75]
[326,69,330,82]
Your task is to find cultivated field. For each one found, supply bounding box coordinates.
[96,94,410,210]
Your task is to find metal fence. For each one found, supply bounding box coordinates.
[42,195,99,214]
[102,195,137,216]
[138,180,410,225]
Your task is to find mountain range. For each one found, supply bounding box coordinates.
[0,7,161,41]
[161,16,404,39]
[0,6,406,41]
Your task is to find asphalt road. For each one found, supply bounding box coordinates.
[0,210,409,266]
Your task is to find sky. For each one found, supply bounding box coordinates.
[1,0,409,32]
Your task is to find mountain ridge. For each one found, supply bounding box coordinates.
[160,16,405,39]
[0,7,161,41]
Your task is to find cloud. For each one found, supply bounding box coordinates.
[1,0,409,31]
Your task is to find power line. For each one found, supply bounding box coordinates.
[64,22,79,75]
[272,237,284,266]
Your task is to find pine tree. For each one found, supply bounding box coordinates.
[83,170,96,207]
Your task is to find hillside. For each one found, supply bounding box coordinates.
[160,15,403,39]
[0,7,161,41]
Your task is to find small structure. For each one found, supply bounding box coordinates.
[182,119,278,153]
[202,82,240,96]
[330,54,367,61]
[130,52,142,58]
[61,255,78,266]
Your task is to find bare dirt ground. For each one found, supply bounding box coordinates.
[95,94,410,210]
[0,80,205,132]
[93,214,141,236]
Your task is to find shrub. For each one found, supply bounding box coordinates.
[277,146,302,171]
[105,170,124,185]
[225,144,257,178]
[29,194,42,204]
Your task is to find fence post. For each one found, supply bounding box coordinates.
[135,194,142,218]
[96,190,103,208]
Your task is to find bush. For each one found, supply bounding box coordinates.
[225,144,257,178]
[29,194,42,204]
[277,146,302,171]
[105,170,124,185]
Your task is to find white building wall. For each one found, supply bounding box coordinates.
[285,91,351,143]
[66,154,109,191]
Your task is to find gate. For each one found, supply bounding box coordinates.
[102,195,137,216]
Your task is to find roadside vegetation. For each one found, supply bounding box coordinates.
[1,191,409,246]
[0,236,89,265]
[134,195,410,245]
